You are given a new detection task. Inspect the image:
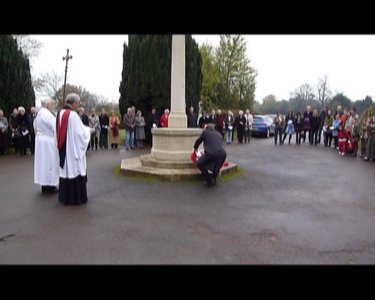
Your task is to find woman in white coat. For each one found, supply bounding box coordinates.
[34,98,59,193]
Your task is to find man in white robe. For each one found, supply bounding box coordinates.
[34,98,59,193]
[57,93,92,205]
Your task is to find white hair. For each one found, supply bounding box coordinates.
[18,106,25,113]
[66,93,80,105]
[41,97,54,108]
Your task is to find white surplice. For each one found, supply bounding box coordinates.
[58,109,91,179]
[34,107,59,186]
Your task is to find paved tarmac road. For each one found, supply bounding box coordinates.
[0,137,374,264]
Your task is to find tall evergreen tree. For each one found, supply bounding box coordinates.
[0,35,35,117]
[185,36,202,114]
[119,35,202,118]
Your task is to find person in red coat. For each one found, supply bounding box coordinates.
[338,124,350,156]
[160,109,169,128]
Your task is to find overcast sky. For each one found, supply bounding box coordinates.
[31,34,375,105]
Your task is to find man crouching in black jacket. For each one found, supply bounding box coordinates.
[193,123,227,187]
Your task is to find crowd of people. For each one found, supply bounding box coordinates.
[195,108,254,144]
[0,106,37,156]
[0,104,124,156]
[0,103,291,159]
[272,105,375,161]
[1,101,374,200]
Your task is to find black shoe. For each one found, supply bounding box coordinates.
[42,186,58,194]
[205,178,216,187]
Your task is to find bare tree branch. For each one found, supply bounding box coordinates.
[294,83,315,102]
[317,75,331,108]
[13,35,43,63]
[33,71,63,106]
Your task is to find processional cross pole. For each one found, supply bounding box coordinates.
[62,49,73,107]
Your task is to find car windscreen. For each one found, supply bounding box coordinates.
[264,116,273,123]
[253,117,264,123]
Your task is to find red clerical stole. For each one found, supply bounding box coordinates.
[57,109,71,150]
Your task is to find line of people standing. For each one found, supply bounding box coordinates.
[78,107,118,150]
[197,109,253,144]
[272,105,366,159]
[274,106,331,146]
[0,106,37,156]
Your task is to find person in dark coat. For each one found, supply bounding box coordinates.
[78,107,90,151]
[16,106,29,156]
[9,108,19,153]
[208,109,216,126]
[78,107,89,126]
[149,108,159,128]
[0,109,9,155]
[318,106,328,144]
[303,106,313,143]
[146,108,159,145]
[27,107,37,154]
[99,108,109,149]
[198,111,209,129]
[235,110,246,143]
[274,112,284,145]
[193,123,227,187]
[187,106,197,128]
[310,109,320,146]
[293,112,304,145]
